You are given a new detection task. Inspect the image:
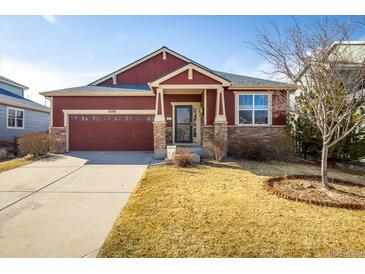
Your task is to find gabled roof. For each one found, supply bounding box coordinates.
[42,47,296,97]
[0,88,49,112]
[150,63,231,87]
[0,75,28,90]
[89,46,197,85]
[41,85,154,97]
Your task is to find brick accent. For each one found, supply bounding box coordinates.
[153,122,167,159]
[228,125,289,157]
[49,127,67,154]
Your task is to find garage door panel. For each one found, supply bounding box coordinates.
[69,115,154,151]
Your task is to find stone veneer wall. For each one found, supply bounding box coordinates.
[214,122,228,143]
[201,125,214,148]
[49,127,67,154]
[153,122,167,159]
[228,125,289,157]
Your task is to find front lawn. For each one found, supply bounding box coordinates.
[99,161,365,258]
[0,155,37,173]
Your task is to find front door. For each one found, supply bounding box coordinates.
[175,105,193,143]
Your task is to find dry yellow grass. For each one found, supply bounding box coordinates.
[99,161,365,258]
[0,155,36,173]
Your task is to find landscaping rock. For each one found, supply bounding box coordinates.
[302,182,315,188]
[190,153,200,163]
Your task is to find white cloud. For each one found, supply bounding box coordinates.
[0,55,109,106]
[42,15,57,24]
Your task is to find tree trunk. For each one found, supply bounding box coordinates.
[321,144,330,189]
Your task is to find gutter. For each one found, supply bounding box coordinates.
[228,85,297,91]
[0,99,50,113]
[40,91,155,97]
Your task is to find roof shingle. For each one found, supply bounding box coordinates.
[0,75,28,89]
[212,70,290,86]
[0,88,49,112]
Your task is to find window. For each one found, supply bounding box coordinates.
[7,107,24,129]
[237,94,269,125]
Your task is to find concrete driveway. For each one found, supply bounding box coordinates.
[0,151,153,258]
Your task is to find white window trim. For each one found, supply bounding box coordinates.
[234,92,272,126]
[6,106,25,129]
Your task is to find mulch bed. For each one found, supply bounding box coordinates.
[264,175,365,210]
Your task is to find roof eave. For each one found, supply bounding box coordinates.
[0,99,49,113]
[229,84,297,91]
[150,63,231,87]
[0,79,29,90]
[40,91,155,97]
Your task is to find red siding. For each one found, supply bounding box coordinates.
[101,52,187,85]
[206,89,216,125]
[272,90,287,125]
[100,78,113,85]
[163,94,202,127]
[52,96,155,127]
[224,89,235,125]
[161,70,221,85]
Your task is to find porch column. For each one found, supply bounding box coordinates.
[154,88,165,122]
[214,87,227,123]
[153,88,167,159]
[213,87,228,152]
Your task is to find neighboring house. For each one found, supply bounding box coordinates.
[291,41,365,120]
[0,75,50,142]
[41,47,295,158]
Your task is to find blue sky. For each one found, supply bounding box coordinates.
[0,15,361,104]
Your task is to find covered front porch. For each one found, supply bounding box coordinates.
[152,85,228,158]
[149,63,231,159]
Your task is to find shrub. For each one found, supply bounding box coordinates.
[230,141,264,160]
[272,135,295,161]
[174,148,193,167]
[288,112,365,162]
[18,132,49,156]
[0,149,7,161]
[206,139,228,162]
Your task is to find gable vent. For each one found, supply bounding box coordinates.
[188,68,193,80]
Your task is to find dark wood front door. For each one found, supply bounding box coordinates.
[175,105,193,143]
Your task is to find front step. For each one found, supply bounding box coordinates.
[167,145,204,157]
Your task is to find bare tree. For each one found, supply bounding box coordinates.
[252,17,365,189]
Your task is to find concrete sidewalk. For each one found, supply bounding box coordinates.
[0,151,153,258]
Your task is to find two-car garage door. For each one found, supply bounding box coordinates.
[68,114,154,151]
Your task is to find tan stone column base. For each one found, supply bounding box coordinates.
[153,121,167,159]
[49,127,67,154]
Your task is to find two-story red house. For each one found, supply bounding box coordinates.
[41,47,295,158]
